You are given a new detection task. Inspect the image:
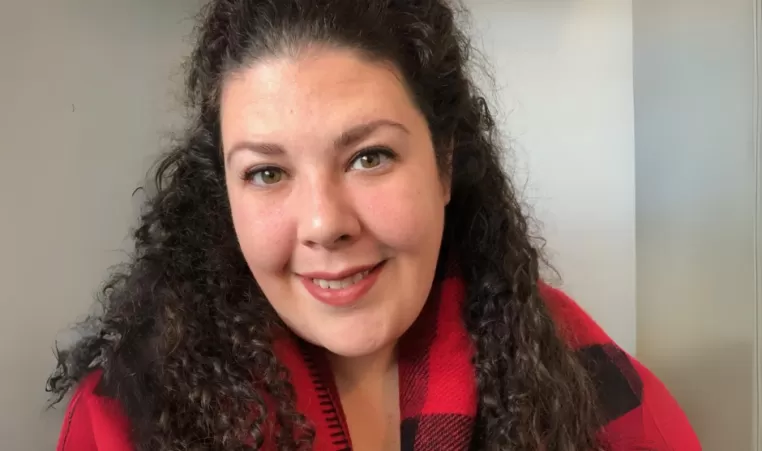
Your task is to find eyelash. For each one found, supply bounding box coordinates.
[346,146,397,171]
[241,165,284,186]
[241,146,397,186]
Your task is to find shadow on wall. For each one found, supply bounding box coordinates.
[653,340,755,450]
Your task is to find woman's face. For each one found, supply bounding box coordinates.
[220,47,450,358]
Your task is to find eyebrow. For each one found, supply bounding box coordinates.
[225,119,409,165]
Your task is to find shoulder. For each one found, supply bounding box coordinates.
[57,370,133,451]
[538,282,702,450]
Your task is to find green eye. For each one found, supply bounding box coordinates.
[349,148,394,171]
[247,167,284,186]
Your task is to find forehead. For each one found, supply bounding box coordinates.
[219,48,421,144]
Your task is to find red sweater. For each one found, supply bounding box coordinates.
[56,285,701,450]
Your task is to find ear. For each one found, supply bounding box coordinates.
[443,174,452,205]
[441,139,454,205]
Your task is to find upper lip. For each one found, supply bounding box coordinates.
[299,261,383,280]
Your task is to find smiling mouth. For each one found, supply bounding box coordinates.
[299,261,386,307]
[311,268,374,289]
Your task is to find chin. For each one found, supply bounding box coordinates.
[317,333,392,358]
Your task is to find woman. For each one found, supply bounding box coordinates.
[49,0,700,450]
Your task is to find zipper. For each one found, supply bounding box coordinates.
[300,342,352,451]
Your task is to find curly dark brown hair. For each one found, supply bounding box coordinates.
[48,1,605,450]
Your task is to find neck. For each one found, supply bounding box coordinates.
[327,343,401,450]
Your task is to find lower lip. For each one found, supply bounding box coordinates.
[300,262,385,307]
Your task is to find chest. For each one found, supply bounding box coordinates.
[340,390,400,451]
[337,368,401,451]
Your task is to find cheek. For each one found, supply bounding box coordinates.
[357,171,447,253]
[228,188,293,273]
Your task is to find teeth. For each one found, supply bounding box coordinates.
[313,269,370,290]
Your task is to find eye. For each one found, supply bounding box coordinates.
[349,147,395,171]
[243,166,286,186]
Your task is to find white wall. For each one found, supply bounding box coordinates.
[468,0,637,353]
[633,1,758,449]
[0,1,202,450]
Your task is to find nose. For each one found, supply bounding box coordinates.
[296,175,361,250]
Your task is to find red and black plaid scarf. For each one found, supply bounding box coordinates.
[58,276,702,450]
[274,276,476,450]
[268,278,703,451]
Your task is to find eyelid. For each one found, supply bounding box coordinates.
[347,146,397,171]
[239,147,396,185]
[242,165,288,187]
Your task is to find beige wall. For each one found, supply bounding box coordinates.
[469,0,637,353]
[0,1,202,449]
[633,0,759,449]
